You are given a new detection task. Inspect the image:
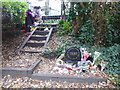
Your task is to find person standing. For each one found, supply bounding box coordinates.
[25,9,35,33]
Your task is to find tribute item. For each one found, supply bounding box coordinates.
[64,47,81,62]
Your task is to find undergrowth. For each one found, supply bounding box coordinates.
[43,19,120,88]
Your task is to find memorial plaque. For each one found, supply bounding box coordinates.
[64,47,81,62]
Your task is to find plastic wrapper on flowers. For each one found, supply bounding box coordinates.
[52,48,108,74]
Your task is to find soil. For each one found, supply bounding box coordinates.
[2,33,25,60]
[2,32,108,78]
[1,31,117,88]
[2,33,39,68]
[1,32,61,68]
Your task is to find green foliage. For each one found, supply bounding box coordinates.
[42,46,64,56]
[42,19,60,23]
[42,50,52,55]
[2,0,28,31]
[60,36,120,86]
[85,44,120,78]
[87,44,120,87]
[59,2,120,87]
[68,2,92,25]
[61,38,120,77]
[116,77,120,88]
[59,19,65,25]
[68,20,95,45]
[66,2,120,46]
[58,20,72,35]
[103,44,120,76]
[105,4,120,46]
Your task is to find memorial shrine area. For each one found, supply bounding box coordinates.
[49,47,108,76]
[2,1,119,88]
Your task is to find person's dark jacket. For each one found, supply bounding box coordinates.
[25,11,34,32]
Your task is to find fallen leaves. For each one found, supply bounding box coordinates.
[0,75,116,88]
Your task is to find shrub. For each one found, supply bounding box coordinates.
[2,1,28,31]
[58,20,72,35]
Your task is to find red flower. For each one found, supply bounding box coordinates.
[21,30,25,32]
[26,32,31,35]
[67,67,73,70]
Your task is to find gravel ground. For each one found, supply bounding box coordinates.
[1,32,60,68]
[33,56,108,78]
[23,46,43,51]
[2,53,40,68]
[32,35,48,37]
[2,34,26,60]
[45,33,62,50]
[1,32,117,88]
[28,40,46,43]
[2,34,40,68]
[33,33,108,78]
[0,75,116,88]
[23,32,61,52]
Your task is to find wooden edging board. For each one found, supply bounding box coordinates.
[0,59,41,77]
[30,73,107,83]
[18,28,53,53]
[43,28,53,51]
[0,57,107,83]
[17,27,38,52]
[20,49,43,53]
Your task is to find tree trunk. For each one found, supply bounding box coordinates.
[92,3,107,46]
[70,2,79,35]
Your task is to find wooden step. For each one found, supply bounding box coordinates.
[25,42,44,47]
[36,27,51,31]
[30,36,47,41]
[51,25,58,27]
[21,49,43,53]
[18,27,53,53]
[36,28,45,31]
[34,31,49,35]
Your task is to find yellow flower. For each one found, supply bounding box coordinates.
[31,28,34,30]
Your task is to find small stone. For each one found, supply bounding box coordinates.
[91,70,95,73]
[53,66,59,71]
[8,80,12,83]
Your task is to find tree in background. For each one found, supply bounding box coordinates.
[67,2,120,46]
[68,2,91,35]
